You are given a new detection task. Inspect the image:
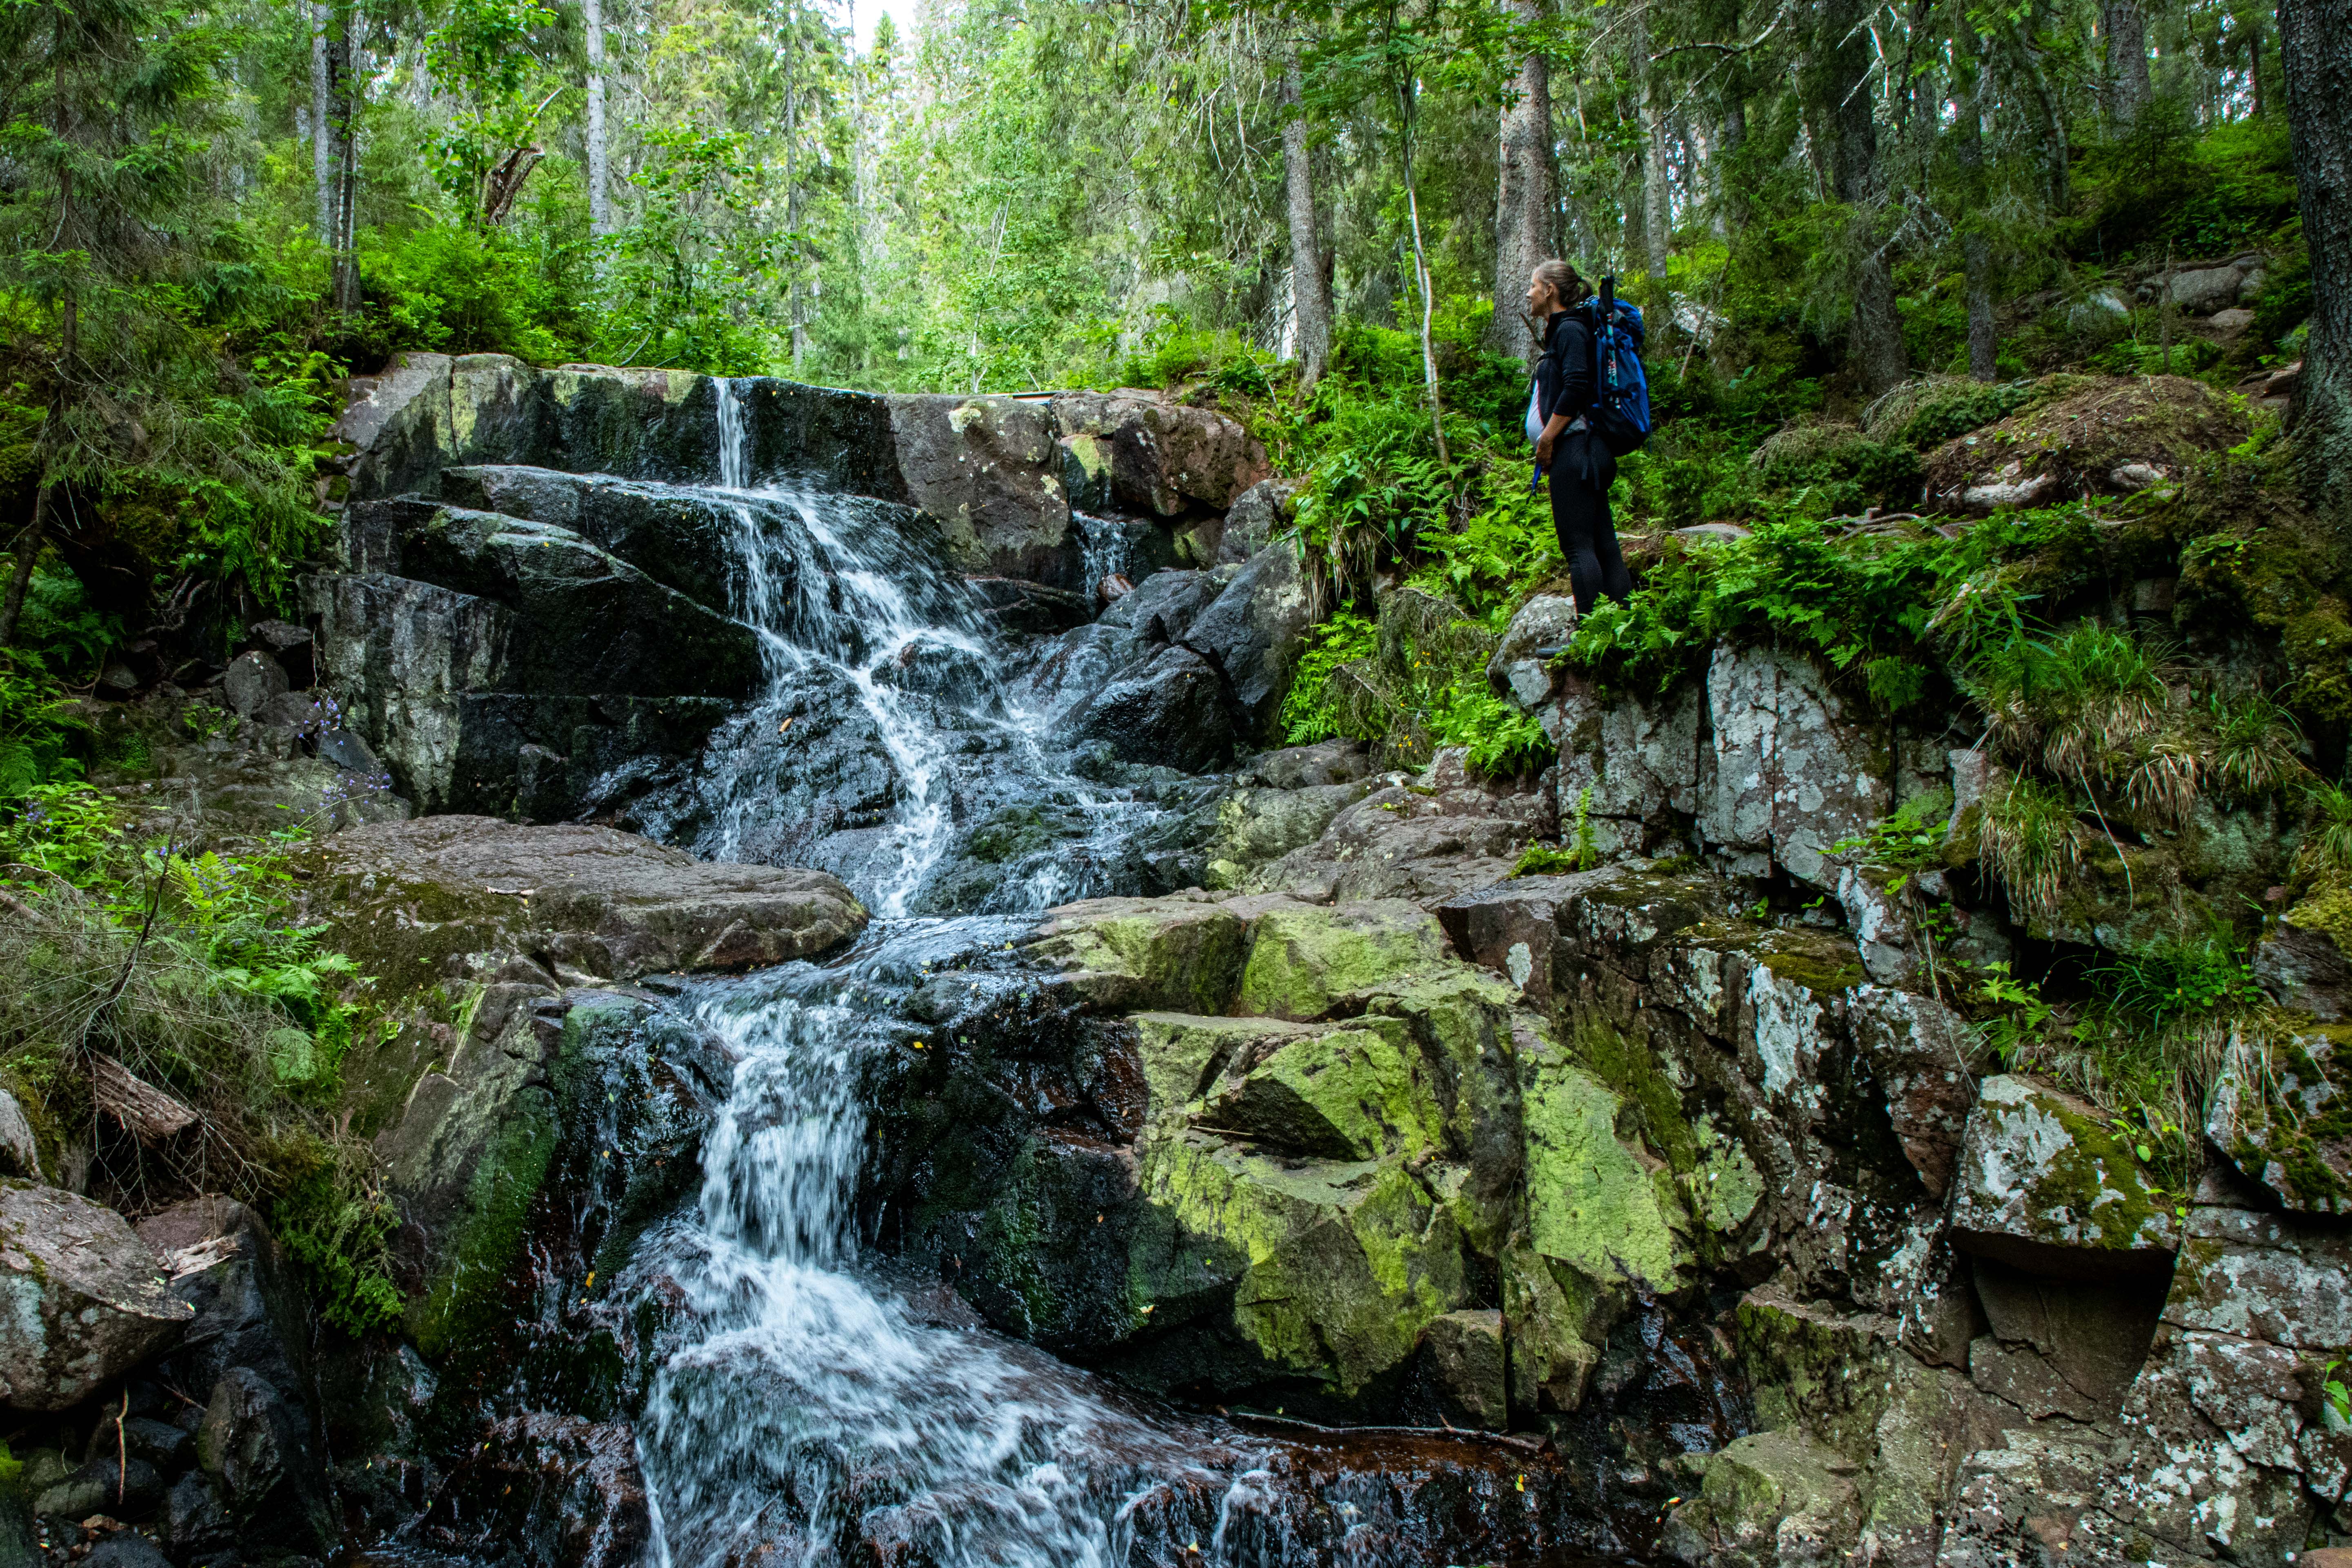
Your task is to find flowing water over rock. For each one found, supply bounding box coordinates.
[580,387,1612,1566]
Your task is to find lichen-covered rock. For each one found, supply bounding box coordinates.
[1192,781,1380,890]
[0,1182,191,1410]
[886,394,1076,585]
[2255,887,2352,1020]
[1486,595,1578,713]
[1024,894,1257,1015]
[0,1090,38,1180]
[2207,1025,2352,1214]
[303,815,866,993]
[1659,1429,1863,1568]
[1232,899,1451,1019]
[1696,645,1891,891]
[1201,1015,1442,1159]
[1551,674,1702,858]
[1249,750,1557,904]
[1049,391,1271,517]
[1945,1075,2178,1274]
[1434,867,1633,1008]
[1518,1036,1692,1299]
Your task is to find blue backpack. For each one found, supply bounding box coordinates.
[1581,277,1652,457]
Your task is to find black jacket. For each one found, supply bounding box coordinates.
[1532,308,1597,428]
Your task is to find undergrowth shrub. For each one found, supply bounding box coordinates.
[0,786,398,1330]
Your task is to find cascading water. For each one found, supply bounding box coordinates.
[580,385,1623,1566]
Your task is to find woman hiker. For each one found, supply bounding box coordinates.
[1524,259,1633,616]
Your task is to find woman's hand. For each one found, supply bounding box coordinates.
[1534,430,1556,472]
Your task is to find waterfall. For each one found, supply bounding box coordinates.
[715,376,749,490]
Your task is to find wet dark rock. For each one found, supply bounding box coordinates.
[887,395,1078,586]
[131,1199,316,1439]
[440,465,740,611]
[56,1459,162,1521]
[161,1472,231,1557]
[422,1413,649,1568]
[1065,645,1237,774]
[81,1535,171,1568]
[964,576,1095,635]
[196,1369,333,1552]
[1216,479,1293,565]
[395,505,761,699]
[221,652,288,718]
[1183,545,1311,741]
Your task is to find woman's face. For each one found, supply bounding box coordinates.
[1526,269,1557,319]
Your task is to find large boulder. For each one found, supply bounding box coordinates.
[1660,1429,1863,1568]
[0,1183,191,1410]
[1945,1074,2178,1275]
[1050,391,1271,518]
[133,1198,317,1421]
[1922,376,2246,515]
[301,814,866,993]
[1184,544,1313,740]
[440,464,740,611]
[1217,478,1294,565]
[1249,750,1557,904]
[1487,595,1578,712]
[394,504,762,698]
[195,1366,335,1551]
[885,395,1077,586]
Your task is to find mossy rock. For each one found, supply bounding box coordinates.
[1023,896,1255,1015]
[2208,1024,2352,1214]
[1135,1131,1467,1396]
[1946,1074,2178,1275]
[1233,899,1451,1019]
[1200,1015,1439,1160]
[1658,1428,1864,1568]
[1518,1036,1694,1301]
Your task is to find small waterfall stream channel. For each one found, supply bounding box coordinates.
[442,385,1642,1568]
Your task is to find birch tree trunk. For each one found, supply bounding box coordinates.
[1282,56,1332,388]
[309,2,336,238]
[585,0,611,238]
[1485,0,1558,366]
[1632,5,1672,283]
[2279,0,2352,509]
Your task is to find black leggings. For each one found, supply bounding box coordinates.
[1549,432,1631,614]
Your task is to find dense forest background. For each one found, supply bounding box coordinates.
[0,0,2328,641]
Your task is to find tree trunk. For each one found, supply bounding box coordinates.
[2250,20,2265,117]
[1633,6,1672,283]
[1282,57,1332,388]
[0,491,51,650]
[1818,0,1906,394]
[2104,0,2153,126]
[2279,0,2352,510]
[1394,72,1449,467]
[1956,16,1999,381]
[1486,0,1558,366]
[309,3,336,238]
[585,0,611,237]
[328,11,359,313]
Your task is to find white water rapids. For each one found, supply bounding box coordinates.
[631,384,1253,1567]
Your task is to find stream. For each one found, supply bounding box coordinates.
[568,386,1618,1566]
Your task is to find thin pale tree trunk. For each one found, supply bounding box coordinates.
[1633,6,1672,283]
[2279,0,2352,510]
[585,0,610,238]
[1394,72,1449,467]
[309,3,336,238]
[1485,0,1558,366]
[1282,57,1331,387]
